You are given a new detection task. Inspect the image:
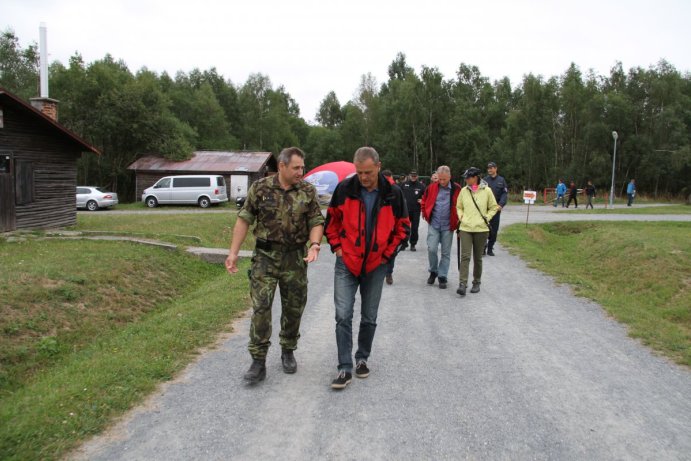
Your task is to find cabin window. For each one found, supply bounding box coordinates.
[15,161,34,205]
[0,155,10,174]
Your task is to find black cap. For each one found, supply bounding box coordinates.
[463,167,482,178]
[409,170,418,175]
[487,162,497,168]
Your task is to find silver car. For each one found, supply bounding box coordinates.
[76,186,119,211]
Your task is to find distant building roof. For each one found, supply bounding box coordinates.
[128,151,276,173]
[0,88,100,155]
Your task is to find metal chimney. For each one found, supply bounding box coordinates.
[31,22,59,120]
[39,22,48,97]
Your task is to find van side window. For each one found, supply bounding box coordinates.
[174,177,210,187]
[216,177,225,187]
[155,178,171,188]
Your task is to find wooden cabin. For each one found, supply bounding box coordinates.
[128,151,277,200]
[0,88,100,232]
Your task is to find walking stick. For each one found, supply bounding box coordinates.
[456,230,461,272]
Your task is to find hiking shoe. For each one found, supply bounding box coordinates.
[487,249,495,256]
[386,274,393,285]
[482,247,487,255]
[456,283,467,296]
[438,277,448,289]
[281,350,297,374]
[470,282,481,293]
[410,245,416,252]
[355,361,370,378]
[244,359,266,383]
[427,272,438,285]
[331,371,352,389]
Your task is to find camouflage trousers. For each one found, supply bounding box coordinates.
[248,247,308,360]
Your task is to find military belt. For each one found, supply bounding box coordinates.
[255,238,305,252]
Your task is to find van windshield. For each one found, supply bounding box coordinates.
[155,178,171,188]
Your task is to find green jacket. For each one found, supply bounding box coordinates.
[456,180,500,233]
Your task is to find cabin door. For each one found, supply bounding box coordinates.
[0,152,16,232]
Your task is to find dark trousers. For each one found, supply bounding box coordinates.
[409,211,421,246]
[485,212,501,251]
[567,195,578,207]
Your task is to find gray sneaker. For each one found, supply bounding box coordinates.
[470,282,481,293]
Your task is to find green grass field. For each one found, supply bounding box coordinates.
[561,204,690,214]
[0,239,250,460]
[501,221,691,367]
[72,212,254,249]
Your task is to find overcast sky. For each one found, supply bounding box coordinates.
[4,0,690,123]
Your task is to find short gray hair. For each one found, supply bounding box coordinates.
[278,147,305,165]
[436,165,450,175]
[353,146,380,164]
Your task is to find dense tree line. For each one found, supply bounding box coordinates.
[2,30,689,201]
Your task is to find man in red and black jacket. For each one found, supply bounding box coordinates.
[420,165,461,289]
[325,147,410,390]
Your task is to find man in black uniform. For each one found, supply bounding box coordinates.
[483,162,508,256]
[400,170,426,251]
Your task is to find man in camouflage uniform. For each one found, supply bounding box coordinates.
[225,147,324,384]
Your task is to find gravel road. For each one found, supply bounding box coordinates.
[73,208,691,460]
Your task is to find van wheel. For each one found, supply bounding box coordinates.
[145,197,158,208]
[86,200,99,211]
[198,197,211,208]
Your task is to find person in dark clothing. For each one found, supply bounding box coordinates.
[483,162,508,256]
[400,170,426,251]
[566,181,578,208]
[382,170,404,285]
[585,180,596,209]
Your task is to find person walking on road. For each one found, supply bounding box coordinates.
[401,170,426,252]
[455,167,500,296]
[483,162,508,256]
[421,166,462,290]
[554,179,567,207]
[325,147,410,390]
[566,181,579,208]
[585,180,596,209]
[382,169,404,285]
[627,179,637,206]
[225,147,325,384]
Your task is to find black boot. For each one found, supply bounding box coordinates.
[427,272,438,285]
[438,277,448,289]
[281,350,297,374]
[244,359,266,383]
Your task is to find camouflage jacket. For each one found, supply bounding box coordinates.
[238,175,324,244]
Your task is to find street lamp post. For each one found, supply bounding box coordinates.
[610,131,618,208]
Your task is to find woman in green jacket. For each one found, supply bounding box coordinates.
[455,167,500,296]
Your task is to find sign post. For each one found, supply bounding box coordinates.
[523,190,537,227]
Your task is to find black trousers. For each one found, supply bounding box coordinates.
[567,195,578,207]
[486,212,500,251]
[409,211,421,246]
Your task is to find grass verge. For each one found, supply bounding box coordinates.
[501,221,690,367]
[0,239,250,460]
[71,212,254,249]
[561,204,690,215]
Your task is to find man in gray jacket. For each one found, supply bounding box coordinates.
[483,162,508,256]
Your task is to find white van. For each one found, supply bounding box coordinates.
[142,175,228,208]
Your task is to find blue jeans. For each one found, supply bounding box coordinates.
[334,256,386,372]
[427,226,453,279]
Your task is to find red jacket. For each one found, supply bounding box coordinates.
[325,174,410,277]
[420,181,462,231]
